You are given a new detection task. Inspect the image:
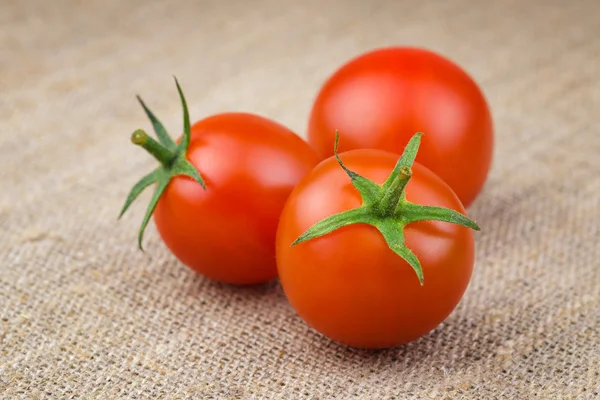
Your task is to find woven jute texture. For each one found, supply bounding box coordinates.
[1,0,599,398]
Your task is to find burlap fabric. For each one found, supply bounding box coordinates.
[1,0,598,398]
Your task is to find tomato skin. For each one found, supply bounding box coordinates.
[275,149,474,348]
[307,47,493,208]
[153,113,320,285]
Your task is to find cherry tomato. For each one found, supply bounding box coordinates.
[307,46,494,208]
[276,133,479,348]
[120,78,319,285]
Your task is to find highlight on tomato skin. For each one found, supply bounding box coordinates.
[306,46,494,208]
[119,77,320,285]
[275,132,480,349]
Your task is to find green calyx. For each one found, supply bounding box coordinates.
[291,131,480,285]
[118,77,206,251]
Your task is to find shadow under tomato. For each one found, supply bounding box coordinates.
[296,303,518,375]
[183,267,286,300]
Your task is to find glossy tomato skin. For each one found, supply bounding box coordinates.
[276,149,474,348]
[153,113,320,285]
[307,47,493,208]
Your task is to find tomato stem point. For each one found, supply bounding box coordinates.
[131,129,147,145]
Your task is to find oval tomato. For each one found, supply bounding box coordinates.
[307,46,494,208]
[120,78,319,285]
[276,132,479,348]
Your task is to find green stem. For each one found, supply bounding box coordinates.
[120,78,206,251]
[376,166,412,217]
[131,129,177,167]
[290,132,481,285]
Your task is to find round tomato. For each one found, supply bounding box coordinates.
[120,78,319,285]
[307,46,494,208]
[276,132,479,348]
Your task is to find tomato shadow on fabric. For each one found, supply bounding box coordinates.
[183,271,285,300]
[293,305,505,372]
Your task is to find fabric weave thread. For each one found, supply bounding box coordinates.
[1,0,598,398]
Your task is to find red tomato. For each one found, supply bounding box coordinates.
[276,133,479,348]
[307,47,494,208]
[120,78,319,285]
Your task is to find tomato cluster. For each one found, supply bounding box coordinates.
[120,47,492,349]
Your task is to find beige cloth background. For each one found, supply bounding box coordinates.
[1,0,599,398]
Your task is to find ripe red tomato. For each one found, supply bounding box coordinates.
[307,46,494,208]
[120,78,319,285]
[276,132,479,348]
